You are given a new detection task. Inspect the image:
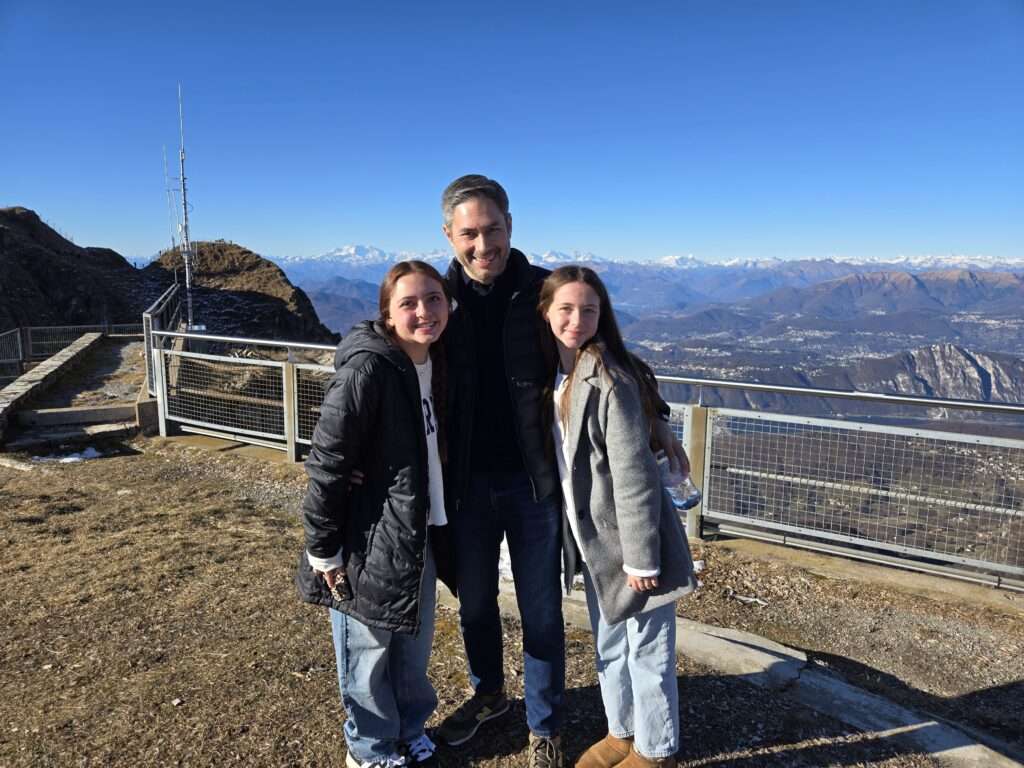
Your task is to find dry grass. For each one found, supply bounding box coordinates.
[0,436,974,766]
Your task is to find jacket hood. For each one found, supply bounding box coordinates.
[334,320,408,370]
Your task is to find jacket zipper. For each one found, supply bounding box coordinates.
[503,289,540,501]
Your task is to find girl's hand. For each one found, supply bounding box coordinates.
[627,574,659,592]
[652,420,690,476]
[321,567,343,590]
[320,567,350,601]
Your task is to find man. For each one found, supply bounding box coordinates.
[435,175,688,768]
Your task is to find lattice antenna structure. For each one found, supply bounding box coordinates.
[162,145,180,254]
[177,83,196,329]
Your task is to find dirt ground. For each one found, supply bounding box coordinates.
[0,435,1019,766]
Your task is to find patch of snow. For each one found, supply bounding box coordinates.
[32,446,105,463]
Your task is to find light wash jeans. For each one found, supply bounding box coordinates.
[330,541,437,763]
[582,564,679,759]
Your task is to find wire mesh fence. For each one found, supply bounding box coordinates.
[702,410,1024,577]
[295,364,333,445]
[0,328,22,363]
[26,324,142,360]
[161,348,286,440]
[144,284,182,395]
[146,331,1024,584]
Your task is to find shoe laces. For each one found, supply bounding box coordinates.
[529,736,561,768]
[405,734,436,761]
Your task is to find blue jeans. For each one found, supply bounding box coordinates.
[330,541,437,763]
[583,564,679,759]
[451,470,565,737]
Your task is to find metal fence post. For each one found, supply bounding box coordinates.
[683,405,710,538]
[282,361,299,462]
[152,346,168,437]
[15,328,24,373]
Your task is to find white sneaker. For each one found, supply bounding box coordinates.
[345,752,407,768]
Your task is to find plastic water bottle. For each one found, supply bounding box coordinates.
[658,454,703,511]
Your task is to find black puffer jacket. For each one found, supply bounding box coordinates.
[295,321,454,634]
[444,249,558,505]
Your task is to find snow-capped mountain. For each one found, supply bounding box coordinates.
[272,245,1024,315]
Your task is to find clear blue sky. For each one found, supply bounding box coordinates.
[2,0,1021,264]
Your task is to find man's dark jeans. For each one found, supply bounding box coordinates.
[451,470,565,737]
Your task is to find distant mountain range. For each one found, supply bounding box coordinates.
[273,246,1024,315]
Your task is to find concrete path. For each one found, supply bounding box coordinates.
[439,584,1022,768]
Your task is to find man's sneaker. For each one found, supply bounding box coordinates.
[528,733,563,768]
[435,690,510,746]
[345,753,407,768]
[401,734,439,766]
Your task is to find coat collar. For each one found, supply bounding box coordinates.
[445,248,534,303]
[563,345,605,467]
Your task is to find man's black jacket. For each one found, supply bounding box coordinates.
[444,249,559,506]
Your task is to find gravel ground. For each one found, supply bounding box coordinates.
[0,435,1014,766]
[31,338,147,407]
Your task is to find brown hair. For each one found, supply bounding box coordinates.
[538,265,659,431]
[378,260,451,462]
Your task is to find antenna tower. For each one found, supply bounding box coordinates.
[177,84,196,329]
[162,145,179,254]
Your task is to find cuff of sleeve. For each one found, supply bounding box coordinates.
[308,548,344,573]
[623,564,660,577]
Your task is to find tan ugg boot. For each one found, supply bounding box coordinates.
[612,746,677,768]
[574,734,632,768]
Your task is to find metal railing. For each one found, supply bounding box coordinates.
[25,323,143,360]
[143,284,183,395]
[0,324,144,382]
[150,330,334,454]
[148,332,1024,588]
[0,328,24,384]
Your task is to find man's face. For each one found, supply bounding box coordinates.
[443,196,512,285]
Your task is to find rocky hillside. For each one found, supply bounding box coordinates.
[657,343,1024,420]
[0,207,159,328]
[147,241,336,342]
[0,207,335,344]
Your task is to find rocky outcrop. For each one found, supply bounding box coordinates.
[657,343,1024,418]
[147,241,336,343]
[0,207,156,328]
[0,207,336,345]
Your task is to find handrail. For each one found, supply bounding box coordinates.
[144,283,179,315]
[654,374,1024,416]
[152,329,337,353]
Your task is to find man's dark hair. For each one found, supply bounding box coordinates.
[441,174,510,227]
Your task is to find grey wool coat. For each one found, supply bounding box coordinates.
[559,346,698,625]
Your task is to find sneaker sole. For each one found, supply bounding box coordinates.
[439,699,511,747]
[345,753,396,768]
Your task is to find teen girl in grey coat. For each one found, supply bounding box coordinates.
[558,346,698,625]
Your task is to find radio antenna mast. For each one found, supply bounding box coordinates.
[162,145,179,254]
[177,83,196,329]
